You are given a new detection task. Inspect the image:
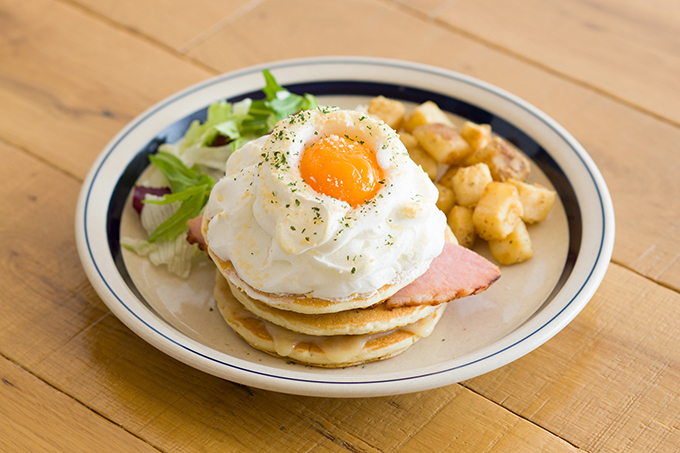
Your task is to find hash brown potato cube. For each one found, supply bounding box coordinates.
[413,124,472,165]
[435,182,456,214]
[368,96,406,130]
[488,220,534,265]
[401,101,454,133]
[437,166,459,190]
[447,205,476,249]
[452,163,493,207]
[472,182,523,241]
[460,121,492,151]
[466,137,531,182]
[399,131,438,180]
[507,179,557,223]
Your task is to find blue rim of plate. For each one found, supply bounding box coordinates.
[79,57,613,395]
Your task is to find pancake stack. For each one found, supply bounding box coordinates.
[203,215,449,368]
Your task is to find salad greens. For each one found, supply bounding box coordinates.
[122,69,318,277]
[179,69,318,153]
[144,152,215,243]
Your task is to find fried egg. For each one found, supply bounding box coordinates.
[206,107,447,300]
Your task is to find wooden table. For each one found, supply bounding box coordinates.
[2,0,679,451]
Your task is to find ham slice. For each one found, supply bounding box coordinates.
[186,215,206,251]
[385,242,500,309]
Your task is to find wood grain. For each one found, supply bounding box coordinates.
[2,0,680,451]
[0,0,211,179]
[431,0,680,125]
[186,0,680,291]
[186,0,460,72]
[0,357,159,453]
[465,263,680,452]
[399,390,581,452]
[70,0,260,51]
[0,140,109,369]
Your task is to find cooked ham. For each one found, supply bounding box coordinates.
[385,242,500,309]
[186,215,206,251]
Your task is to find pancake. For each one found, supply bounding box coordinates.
[202,213,429,314]
[210,249,427,314]
[214,271,447,368]
[221,276,441,336]
[203,214,460,316]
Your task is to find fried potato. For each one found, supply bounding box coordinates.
[472,182,523,241]
[465,137,531,182]
[447,205,476,249]
[452,163,493,207]
[488,220,534,265]
[460,121,492,151]
[401,101,454,133]
[437,166,459,190]
[368,96,406,130]
[399,130,438,180]
[507,179,557,223]
[413,124,472,165]
[435,182,456,214]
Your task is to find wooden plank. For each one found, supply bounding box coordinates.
[465,263,680,452]
[2,0,679,451]
[0,0,211,180]
[399,390,581,452]
[430,0,680,125]
[0,140,109,368]
[186,0,464,72]
[0,356,160,453]
[186,0,680,292]
[70,0,260,51]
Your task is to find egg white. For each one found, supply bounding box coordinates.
[206,107,446,300]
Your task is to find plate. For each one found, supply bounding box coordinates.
[76,57,614,397]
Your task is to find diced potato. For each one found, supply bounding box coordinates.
[506,179,557,223]
[465,137,531,182]
[472,182,523,241]
[413,124,472,165]
[401,101,454,133]
[452,163,493,207]
[447,205,476,249]
[409,148,439,181]
[435,182,456,214]
[368,96,406,130]
[460,121,492,151]
[437,166,459,190]
[399,131,438,180]
[398,129,418,149]
[488,220,534,265]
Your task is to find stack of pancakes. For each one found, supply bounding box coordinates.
[202,216,449,368]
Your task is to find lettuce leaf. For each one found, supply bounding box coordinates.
[145,152,215,243]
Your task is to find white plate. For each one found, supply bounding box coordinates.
[76,57,614,397]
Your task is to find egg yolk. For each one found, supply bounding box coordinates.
[300,134,384,208]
